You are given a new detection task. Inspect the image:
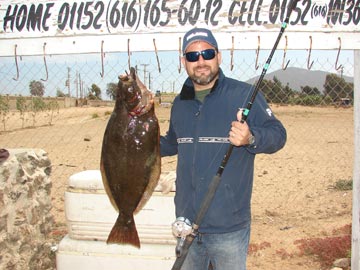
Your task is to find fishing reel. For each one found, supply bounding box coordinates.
[172,217,193,257]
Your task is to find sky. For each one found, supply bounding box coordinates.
[0,49,354,100]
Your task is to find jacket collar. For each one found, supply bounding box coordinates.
[180,69,224,100]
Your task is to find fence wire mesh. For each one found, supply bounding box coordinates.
[0,49,354,269]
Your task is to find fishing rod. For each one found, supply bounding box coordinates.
[171,0,299,269]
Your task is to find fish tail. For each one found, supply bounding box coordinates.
[107,214,140,248]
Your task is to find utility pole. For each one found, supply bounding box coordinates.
[140,63,149,88]
[79,73,83,99]
[340,66,344,78]
[67,67,71,97]
[74,71,79,99]
[148,72,151,90]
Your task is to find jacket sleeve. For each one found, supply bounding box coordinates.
[160,110,178,157]
[246,92,287,154]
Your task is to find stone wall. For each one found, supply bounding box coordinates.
[0,149,55,270]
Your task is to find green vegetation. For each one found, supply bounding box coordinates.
[333,179,353,191]
[0,95,10,131]
[46,100,60,125]
[259,73,353,106]
[106,83,118,100]
[88,84,102,100]
[16,95,27,128]
[29,80,45,96]
[29,97,47,126]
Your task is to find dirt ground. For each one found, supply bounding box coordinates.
[1,103,353,269]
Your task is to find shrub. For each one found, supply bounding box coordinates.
[294,224,351,268]
[16,95,27,128]
[248,241,271,255]
[29,97,46,126]
[0,95,10,131]
[333,179,353,191]
[47,100,59,125]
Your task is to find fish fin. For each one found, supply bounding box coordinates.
[106,214,140,248]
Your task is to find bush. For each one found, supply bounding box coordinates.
[0,95,10,130]
[333,179,353,191]
[248,241,271,255]
[294,224,351,268]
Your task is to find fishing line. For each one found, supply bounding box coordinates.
[171,1,299,269]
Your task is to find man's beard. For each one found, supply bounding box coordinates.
[190,68,219,86]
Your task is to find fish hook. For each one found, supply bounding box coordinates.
[307,36,314,70]
[282,35,290,70]
[41,42,48,82]
[335,37,343,71]
[153,38,161,73]
[100,40,105,78]
[230,36,234,71]
[13,44,19,81]
[255,36,260,70]
[178,37,182,73]
[128,39,131,70]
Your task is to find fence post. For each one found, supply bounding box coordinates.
[352,49,360,270]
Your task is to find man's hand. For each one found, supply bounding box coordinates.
[229,110,252,147]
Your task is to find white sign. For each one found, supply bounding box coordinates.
[1,0,360,55]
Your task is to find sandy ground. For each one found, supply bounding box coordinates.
[0,103,353,269]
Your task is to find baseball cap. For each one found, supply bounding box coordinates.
[182,28,218,53]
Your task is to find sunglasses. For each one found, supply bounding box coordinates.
[184,49,217,62]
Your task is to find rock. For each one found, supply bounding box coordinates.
[0,149,55,270]
[0,148,10,162]
[333,258,351,268]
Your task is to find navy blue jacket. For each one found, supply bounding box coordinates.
[160,69,286,233]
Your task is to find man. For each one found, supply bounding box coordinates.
[160,27,287,270]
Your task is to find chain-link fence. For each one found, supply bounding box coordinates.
[0,49,354,269]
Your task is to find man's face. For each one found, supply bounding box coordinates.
[182,41,222,90]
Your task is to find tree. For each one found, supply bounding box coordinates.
[16,95,27,128]
[323,74,353,102]
[29,97,46,126]
[106,83,118,100]
[301,86,321,96]
[56,88,68,97]
[0,95,10,131]
[29,80,45,96]
[87,84,102,100]
[46,100,59,125]
[259,77,294,104]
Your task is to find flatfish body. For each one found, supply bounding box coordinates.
[100,67,161,248]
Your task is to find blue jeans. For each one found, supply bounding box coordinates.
[180,225,251,270]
